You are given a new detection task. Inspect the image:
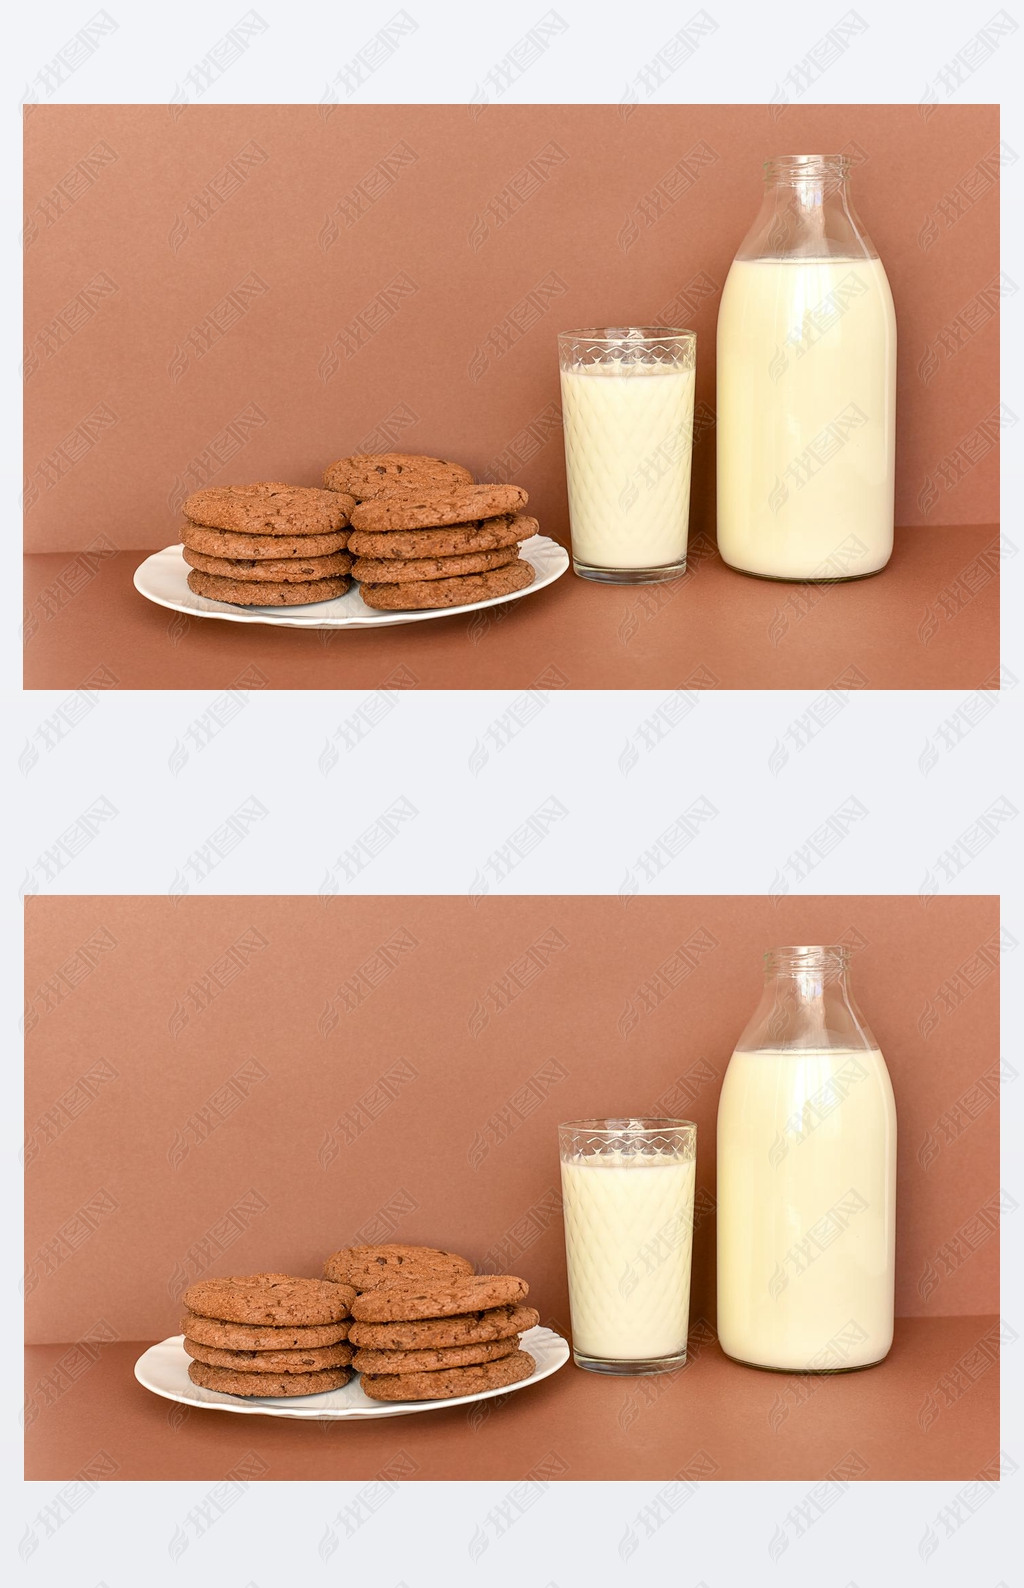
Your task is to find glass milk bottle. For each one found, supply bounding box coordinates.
[716,946,897,1371]
[716,154,897,580]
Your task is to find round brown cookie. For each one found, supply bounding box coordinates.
[350,483,528,533]
[360,1350,535,1402]
[181,1310,350,1351]
[188,1359,351,1398]
[348,1305,539,1351]
[324,453,474,502]
[351,1273,529,1324]
[184,482,353,535]
[183,1273,354,1327]
[351,547,518,584]
[187,569,350,607]
[184,1338,354,1373]
[346,514,535,559]
[182,547,353,582]
[181,524,351,559]
[324,1244,474,1292]
[358,560,534,612]
[352,1336,518,1375]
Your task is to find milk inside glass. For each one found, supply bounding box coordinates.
[558,330,696,580]
[716,256,896,580]
[561,1150,695,1364]
[716,1046,896,1371]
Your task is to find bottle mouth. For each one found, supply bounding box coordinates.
[764,944,850,973]
[763,153,851,185]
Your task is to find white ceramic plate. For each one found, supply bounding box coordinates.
[133,1326,569,1421]
[133,536,569,629]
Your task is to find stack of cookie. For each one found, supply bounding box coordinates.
[180,1273,355,1398]
[323,1244,538,1402]
[181,482,355,607]
[323,453,537,613]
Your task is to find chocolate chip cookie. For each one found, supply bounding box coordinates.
[183,1273,354,1326]
[346,514,534,560]
[358,560,534,611]
[184,482,352,535]
[180,525,352,559]
[347,1304,538,1351]
[351,1274,529,1324]
[350,483,527,533]
[359,1350,535,1401]
[324,453,474,502]
[184,1338,354,1373]
[351,1336,518,1375]
[181,1310,350,1351]
[186,569,350,606]
[351,547,518,584]
[324,1244,474,1292]
[188,1359,351,1397]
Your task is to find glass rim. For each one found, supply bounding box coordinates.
[557,326,697,343]
[558,1116,697,1134]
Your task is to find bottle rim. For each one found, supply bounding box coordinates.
[763,153,852,182]
[764,944,851,968]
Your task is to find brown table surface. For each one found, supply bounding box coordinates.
[24,526,998,691]
[25,1316,997,1481]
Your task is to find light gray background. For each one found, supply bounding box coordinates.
[8,0,1021,1584]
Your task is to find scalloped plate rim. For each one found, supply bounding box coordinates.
[133,536,569,629]
[133,1325,570,1421]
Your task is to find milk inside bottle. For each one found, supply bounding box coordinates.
[716,946,897,1371]
[716,155,897,581]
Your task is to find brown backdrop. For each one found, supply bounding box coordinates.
[25,895,1000,1343]
[24,104,999,554]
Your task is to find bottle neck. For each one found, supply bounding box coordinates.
[736,946,876,1053]
[736,155,877,262]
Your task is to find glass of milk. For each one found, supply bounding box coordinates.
[558,327,696,583]
[558,1117,696,1374]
